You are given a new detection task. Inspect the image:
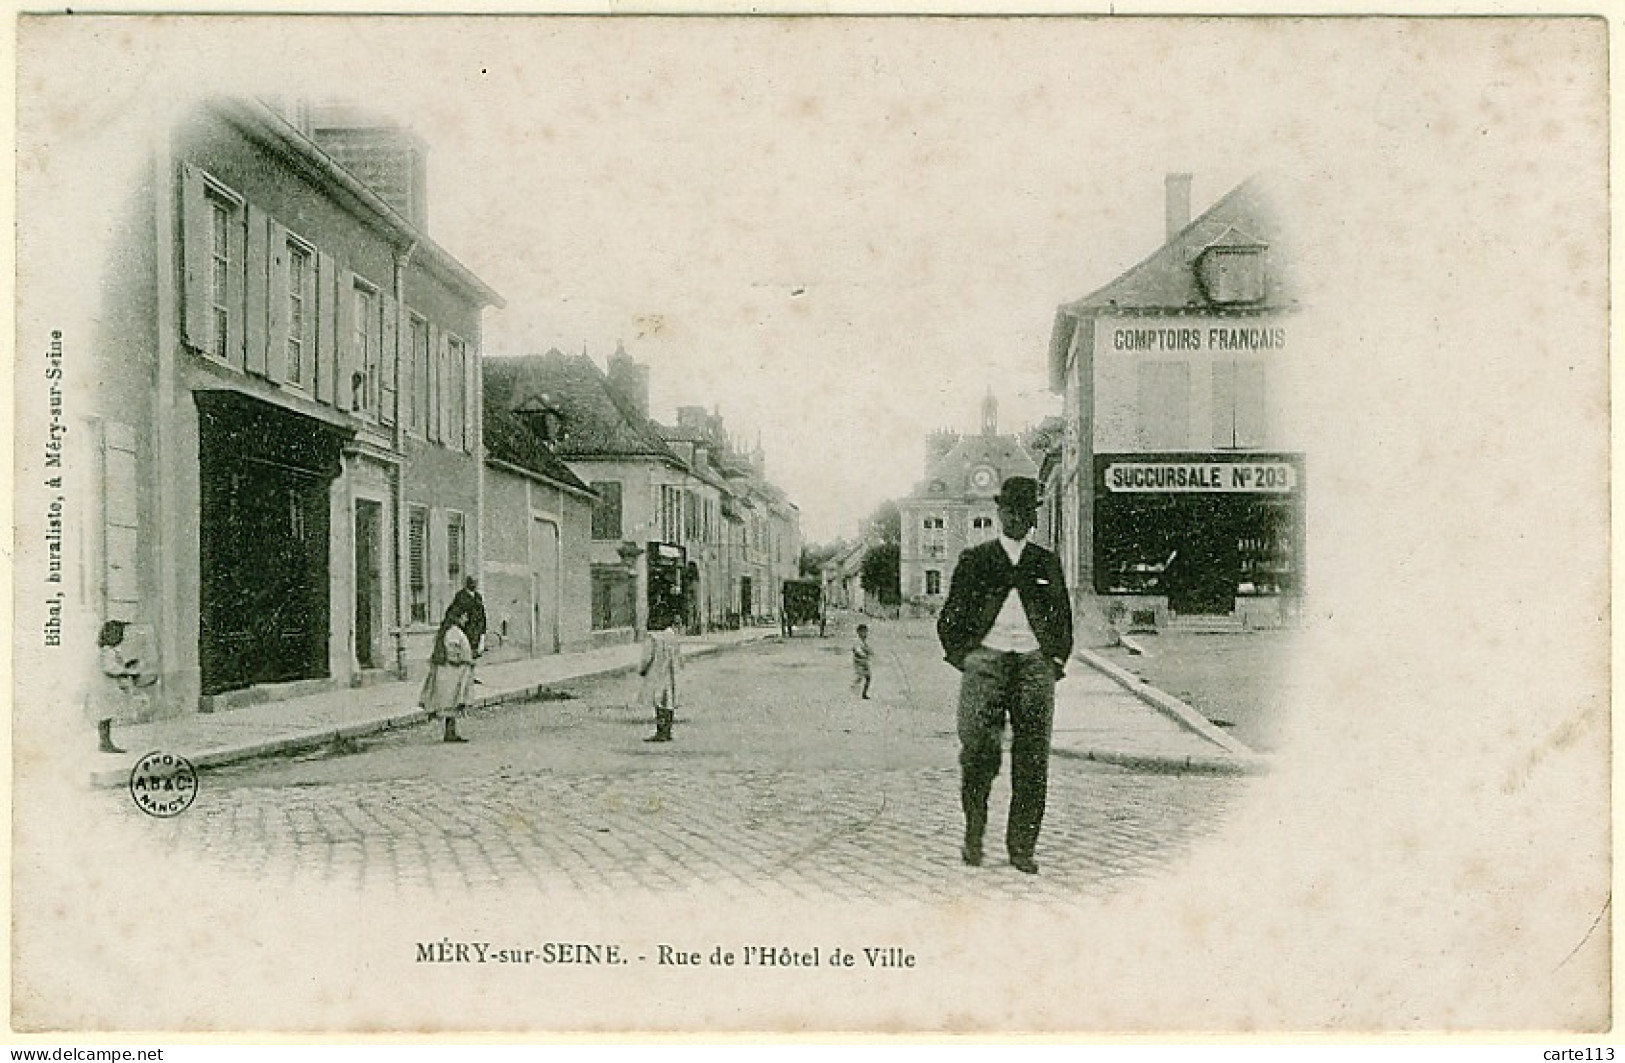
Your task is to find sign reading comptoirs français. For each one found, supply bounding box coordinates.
[1108,323,1287,353]
[1104,462,1297,493]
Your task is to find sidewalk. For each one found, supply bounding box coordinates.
[1049,648,1269,774]
[90,626,1266,787]
[89,627,774,787]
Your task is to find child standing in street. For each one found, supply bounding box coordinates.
[89,619,149,754]
[852,623,873,700]
[639,623,682,743]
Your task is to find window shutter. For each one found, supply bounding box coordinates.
[1136,361,1190,449]
[266,222,290,383]
[180,164,212,352]
[366,291,382,419]
[447,515,463,585]
[225,195,247,370]
[380,292,398,426]
[408,506,428,624]
[299,246,317,387]
[1235,361,1268,447]
[463,339,477,453]
[427,323,442,443]
[244,205,270,377]
[1211,360,1237,448]
[337,271,356,411]
[317,251,339,406]
[103,421,141,615]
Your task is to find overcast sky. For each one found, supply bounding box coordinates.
[24,15,1599,544]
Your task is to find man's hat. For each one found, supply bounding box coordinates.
[994,475,1042,510]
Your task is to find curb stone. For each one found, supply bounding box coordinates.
[1072,646,1270,772]
[90,634,768,787]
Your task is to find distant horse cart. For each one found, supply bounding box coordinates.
[780,580,826,637]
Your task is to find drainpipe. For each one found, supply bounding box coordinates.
[391,240,417,679]
[152,127,184,710]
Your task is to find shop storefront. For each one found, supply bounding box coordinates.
[646,541,689,632]
[1092,452,1303,625]
[196,391,350,694]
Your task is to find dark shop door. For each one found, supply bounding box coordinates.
[196,392,345,696]
[199,462,332,692]
[1164,501,1239,616]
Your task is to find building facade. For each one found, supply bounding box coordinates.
[483,347,803,640]
[480,389,597,658]
[1048,174,1304,636]
[897,393,1041,615]
[86,97,501,716]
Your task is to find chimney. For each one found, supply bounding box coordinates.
[310,103,430,231]
[925,429,960,471]
[1165,172,1193,240]
[606,342,650,420]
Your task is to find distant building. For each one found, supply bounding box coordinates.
[822,539,870,614]
[483,348,684,642]
[486,346,803,638]
[1048,173,1304,636]
[480,374,596,657]
[82,97,502,715]
[897,392,1040,615]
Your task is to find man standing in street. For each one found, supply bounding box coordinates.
[451,576,488,681]
[936,476,1073,874]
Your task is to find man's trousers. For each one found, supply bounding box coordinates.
[956,646,1056,862]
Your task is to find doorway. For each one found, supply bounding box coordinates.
[1164,499,1239,616]
[531,517,560,654]
[196,392,344,695]
[354,499,384,669]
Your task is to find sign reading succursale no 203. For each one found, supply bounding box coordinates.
[1104,461,1297,493]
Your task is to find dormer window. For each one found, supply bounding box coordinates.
[516,394,567,442]
[1195,226,1269,305]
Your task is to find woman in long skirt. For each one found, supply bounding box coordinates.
[420,607,476,743]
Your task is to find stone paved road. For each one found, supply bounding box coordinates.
[105,763,1242,904]
[105,619,1252,903]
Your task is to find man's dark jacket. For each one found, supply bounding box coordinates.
[936,539,1074,676]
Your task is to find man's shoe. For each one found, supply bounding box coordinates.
[443,734,469,744]
[1009,855,1039,875]
[961,844,983,867]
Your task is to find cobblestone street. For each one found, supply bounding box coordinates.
[105,620,1251,903]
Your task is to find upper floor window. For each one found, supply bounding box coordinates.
[209,199,234,360]
[1136,361,1190,449]
[408,315,430,437]
[922,515,946,558]
[591,481,623,540]
[285,241,311,386]
[660,485,684,544]
[1213,360,1269,449]
[352,283,378,414]
[446,336,468,449]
